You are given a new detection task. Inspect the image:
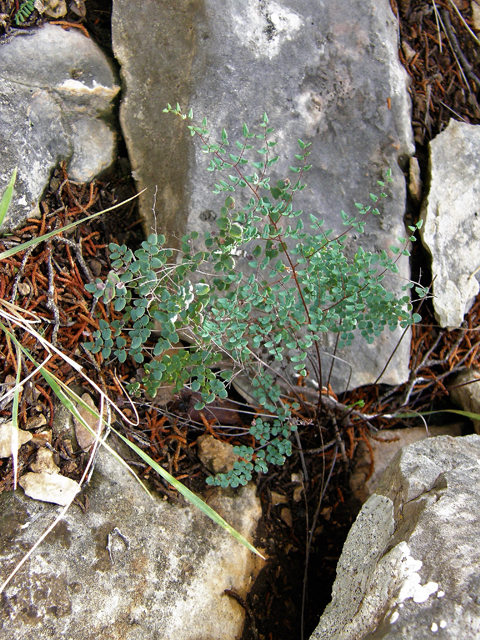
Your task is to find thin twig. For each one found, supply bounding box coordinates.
[294,428,309,482]
[10,245,35,303]
[432,0,443,52]
[224,589,259,640]
[54,235,94,283]
[45,246,60,345]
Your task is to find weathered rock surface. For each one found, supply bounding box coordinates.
[349,424,463,502]
[310,435,480,639]
[420,120,480,328]
[0,446,264,639]
[449,367,480,434]
[0,23,119,232]
[112,0,415,391]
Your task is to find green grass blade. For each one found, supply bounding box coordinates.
[0,167,17,227]
[396,409,480,421]
[0,189,145,260]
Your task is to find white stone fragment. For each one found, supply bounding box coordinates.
[440,620,447,628]
[390,611,399,624]
[431,622,438,632]
[19,472,80,506]
[0,422,32,458]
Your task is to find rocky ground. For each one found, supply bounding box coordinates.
[1,1,480,639]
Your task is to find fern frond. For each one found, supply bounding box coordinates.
[15,1,35,25]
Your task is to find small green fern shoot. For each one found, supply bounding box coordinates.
[15,1,35,25]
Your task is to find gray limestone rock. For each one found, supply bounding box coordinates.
[0,446,264,640]
[0,23,119,232]
[111,0,415,392]
[310,435,480,639]
[420,120,480,328]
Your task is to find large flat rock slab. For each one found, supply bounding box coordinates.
[0,23,119,232]
[0,448,263,640]
[112,0,415,391]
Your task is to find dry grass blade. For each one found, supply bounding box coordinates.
[447,0,480,45]
[10,345,21,490]
[431,0,443,52]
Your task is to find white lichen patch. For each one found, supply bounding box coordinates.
[232,0,302,59]
[58,79,119,99]
[396,543,438,604]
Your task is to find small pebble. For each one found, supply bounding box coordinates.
[49,176,60,192]
[73,393,105,451]
[17,282,31,296]
[30,447,60,474]
[26,414,47,430]
[30,430,52,446]
[293,485,303,502]
[89,259,102,277]
[270,491,288,506]
[280,507,293,527]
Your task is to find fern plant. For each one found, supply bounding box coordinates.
[15,0,35,25]
[85,107,427,488]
